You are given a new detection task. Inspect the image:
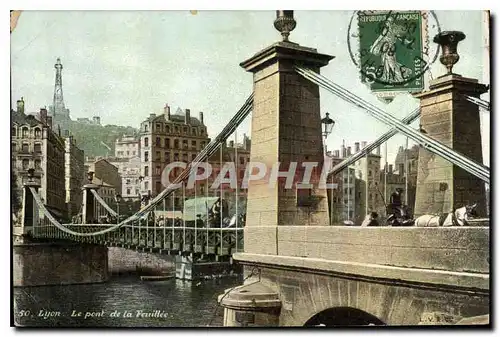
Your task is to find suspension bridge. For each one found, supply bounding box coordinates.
[13,11,489,327]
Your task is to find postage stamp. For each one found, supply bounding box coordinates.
[347,10,442,98]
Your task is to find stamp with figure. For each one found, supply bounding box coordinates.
[347,10,441,95]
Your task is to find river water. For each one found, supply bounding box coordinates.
[13,275,242,327]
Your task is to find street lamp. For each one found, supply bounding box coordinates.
[321,112,335,139]
[114,194,122,225]
[321,112,335,154]
[87,171,94,184]
[27,168,35,183]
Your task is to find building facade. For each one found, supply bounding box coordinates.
[12,102,66,219]
[107,156,141,200]
[115,135,140,159]
[139,104,210,199]
[63,132,85,219]
[85,158,122,196]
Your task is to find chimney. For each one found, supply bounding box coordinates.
[347,146,352,156]
[39,108,48,124]
[354,142,360,152]
[164,104,171,121]
[326,150,332,157]
[16,97,25,114]
[93,116,101,125]
[46,116,53,129]
[361,141,367,149]
[376,146,381,156]
[185,109,190,124]
[229,140,234,148]
[199,111,204,125]
[340,145,346,158]
[334,150,340,158]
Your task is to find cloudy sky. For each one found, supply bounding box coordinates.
[10,10,490,165]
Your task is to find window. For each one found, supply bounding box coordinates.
[368,170,372,177]
[156,123,161,131]
[192,154,196,161]
[165,138,170,148]
[174,153,179,161]
[22,127,29,138]
[174,126,179,133]
[191,140,196,148]
[144,166,149,176]
[11,143,16,152]
[22,159,29,170]
[34,143,42,153]
[192,128,197,136]
[174,139,179,149]
[156,137,161,146]
[200,184,205,193]
[144,181,149,191]
[22,143,29,153]
[240,157,245,165]
[35,159,41,169]
[144,151,149,161]
[12,127,16,137]
[165,152,170,162]
[166,125,170,133]
[156,181,162,193]
[155,166,161,175]
[183,127,188,133]
[200,129,204,135]
[127,188,131,195]
[132,151,136,156]
[144,137,149,147]
[156,151,161,161]
[182,153,188,162]
[144,124,149,132]
[34,128,41,138]
[183,140,188,149]
[127,151,130,156]
[200,142,205,149]
[344,188,348,195]
[126,179,131,184]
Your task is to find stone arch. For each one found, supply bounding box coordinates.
[303,307,385,327]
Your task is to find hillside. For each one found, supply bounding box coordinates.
[58,120,138,158]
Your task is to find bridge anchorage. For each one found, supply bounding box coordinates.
[12,10,489,327]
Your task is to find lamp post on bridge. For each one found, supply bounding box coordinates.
[321,112,335,153]
[114,194,123,225]
[82,171,99,224]
[321,113,335,226]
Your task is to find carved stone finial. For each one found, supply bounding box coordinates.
[433,31,466,75]
[274,10,296,42]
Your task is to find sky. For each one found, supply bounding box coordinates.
[10,10,490,165]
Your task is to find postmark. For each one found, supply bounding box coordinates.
[347,10,442,93]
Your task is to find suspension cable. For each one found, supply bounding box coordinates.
[464,94,490,111]
[296,66,489,184]
[329,107,420,176]
[91,189,118,217]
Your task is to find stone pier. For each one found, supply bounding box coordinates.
[13,241,109,287]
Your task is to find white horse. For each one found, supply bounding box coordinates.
[414,204,478,227]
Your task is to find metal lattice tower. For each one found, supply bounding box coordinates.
[52,57,65,118]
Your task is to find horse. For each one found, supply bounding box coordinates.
[386,205,414,226]
[414,203,478,227]
[361,212,380,227]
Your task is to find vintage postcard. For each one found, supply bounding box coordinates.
[11,9,490,327]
